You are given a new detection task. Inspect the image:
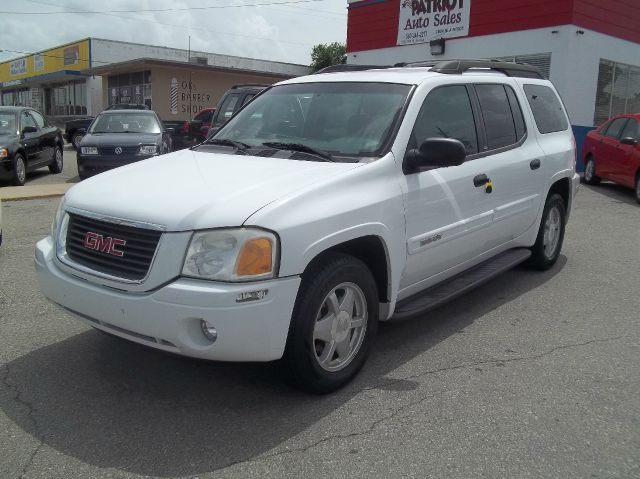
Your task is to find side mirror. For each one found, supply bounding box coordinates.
[620,136,638,146]
[22,126,38,134]
[164,127,175,135]
[403,138,466,174]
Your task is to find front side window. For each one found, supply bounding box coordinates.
[411,85,478,155]
[215,94,241,126]
[29,110,46,128]
[89,113,161,134]
[604,118,628,138]
[619,119,639,140]
[214,82,411,158]
[21,111,37,130]
[523,84,568,134]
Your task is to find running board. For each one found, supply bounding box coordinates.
[391,248,532,321]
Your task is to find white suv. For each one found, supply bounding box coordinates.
[36,60,580,393]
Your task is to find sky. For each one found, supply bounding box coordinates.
[0,0,348,66]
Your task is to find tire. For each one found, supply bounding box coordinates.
[12,154,26,186]
[635,174,640,205]
[49,145,63,174]
[583,156,601,185]
[282,253,378,394]
[527,193,566,270]
[72,132,84,150]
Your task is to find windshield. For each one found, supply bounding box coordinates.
[213,82,411,158]
[90,112,161,134]
[0,113,17,134]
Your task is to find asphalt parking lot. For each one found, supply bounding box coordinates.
[0,184,639,478]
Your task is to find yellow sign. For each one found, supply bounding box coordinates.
[0,39,90,84]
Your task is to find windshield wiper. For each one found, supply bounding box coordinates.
[204,138,250,153]
[262,142,334,162]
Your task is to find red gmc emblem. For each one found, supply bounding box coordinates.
[83,231,126,257]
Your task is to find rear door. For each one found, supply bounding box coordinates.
[472,82,545,246]
[400,84,498,296]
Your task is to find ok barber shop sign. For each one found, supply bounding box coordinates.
[398,0,471,45]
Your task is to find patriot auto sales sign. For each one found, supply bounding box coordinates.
[397,0,471,46]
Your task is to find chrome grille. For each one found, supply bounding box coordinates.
[65,213,162,281]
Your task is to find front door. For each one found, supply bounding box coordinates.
[19,110,41,166]
[400,84,497,297]
[598,117,628,179]
[613,118,639,187]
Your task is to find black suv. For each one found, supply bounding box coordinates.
[206,84,268,138]
[0,106,64,186]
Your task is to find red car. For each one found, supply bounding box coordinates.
[189,108,216,142]
[583,113,640,203]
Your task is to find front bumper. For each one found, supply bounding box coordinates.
[35,236,301,361]
[77,154,155,178]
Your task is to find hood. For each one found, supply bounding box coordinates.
[64,148,362,231]
[83,132,160,147]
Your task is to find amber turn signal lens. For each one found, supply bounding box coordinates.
[236,238,273,276]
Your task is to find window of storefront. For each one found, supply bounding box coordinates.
[107,71,152,108]
[49,81,87,116]
[594,59,640,126]
[494,53,552,79]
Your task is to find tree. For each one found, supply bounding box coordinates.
[310,42,346,73]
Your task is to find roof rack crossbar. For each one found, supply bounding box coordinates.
[313,64,391,74]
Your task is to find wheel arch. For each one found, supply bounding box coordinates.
[301,234,392,306]
[548,176,571,212]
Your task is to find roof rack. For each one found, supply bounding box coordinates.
[314,59,544,79]
[230,84,270,89]
[428,59,544,79]
[314,64,390,74]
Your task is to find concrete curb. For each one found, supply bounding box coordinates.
[0,183,73,202]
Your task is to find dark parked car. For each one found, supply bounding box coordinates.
[64,104,149,150]
[77,110,172,179]
[0,106,64,186]
[206,84,268,139]
[583,113,640,203]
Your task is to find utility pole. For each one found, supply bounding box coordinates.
[188,36,193,122]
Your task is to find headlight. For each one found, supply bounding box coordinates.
[80,146,98,155]
[138,145,157,155]
[182,228,278,281]
[0,148,8,158]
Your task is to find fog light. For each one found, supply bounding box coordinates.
[200,320,218,342]
[236,289,269,303]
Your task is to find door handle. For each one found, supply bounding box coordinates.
[473,174,488,187]
[530,159,541,170]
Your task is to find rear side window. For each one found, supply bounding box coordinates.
[603,118,628,138]
[412,85,478,155]
[195,110,214,123]
[523,84,568,134]
[475,84,518,149]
